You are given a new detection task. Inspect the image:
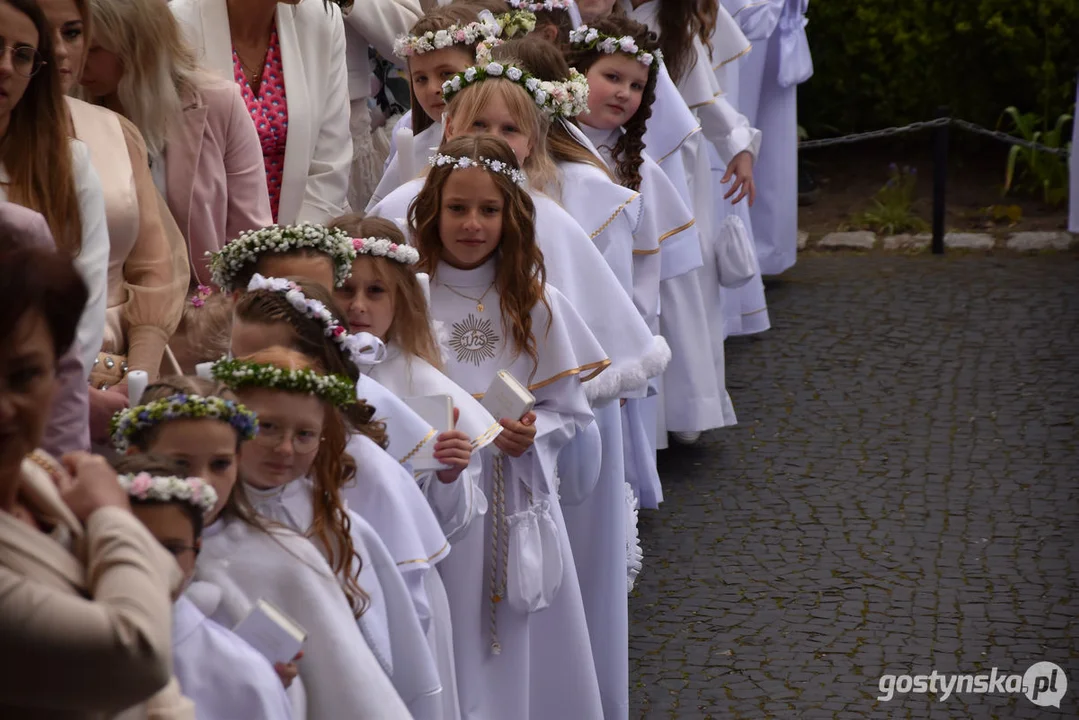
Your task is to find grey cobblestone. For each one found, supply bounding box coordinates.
[630,254,1079,718]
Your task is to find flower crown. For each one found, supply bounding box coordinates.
[508,0,574,12]
[351,237,420,265]
[442,61,590,119]
[495,10,537,37]
[429,153,528,186]
[109,394,259,452]
[394,16,500,58]
[568,25,663,67]
[208,224,357,292]
[245,274,387,366]
[211,357,358,408]
[119,472,219,518]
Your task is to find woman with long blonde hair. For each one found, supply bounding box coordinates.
[81,0,272,287]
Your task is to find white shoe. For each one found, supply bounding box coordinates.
[671,431,701,445]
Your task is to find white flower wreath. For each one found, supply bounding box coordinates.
[119,472,219,518]
[442,61,590,119]
[208,223,357,292]
[211,357,358,408]
[569,25,663,67]
[350,237,420,265]
[393,16,501,58]
[429,152,528,186]
[508,0,575,12]
[246,274,387,366]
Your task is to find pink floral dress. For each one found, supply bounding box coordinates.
[234,29,288,222]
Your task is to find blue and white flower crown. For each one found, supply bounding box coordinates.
[119,472,219,518]
[110,393,259,452]
[569,25,663,67]
[442,61,590,119]
[208,224,357,292]
[429,152,528,186]
[245,274,387,367]
[211,357,358,408]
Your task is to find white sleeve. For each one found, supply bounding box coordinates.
[419,456,488,542]
[343,0,421,68]
[689,41,762,164]
[69,141,109,378]
[298,6,354,223]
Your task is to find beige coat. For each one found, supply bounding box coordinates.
[0,452,191,719]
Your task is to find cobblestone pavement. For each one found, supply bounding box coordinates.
[629,254,1079,719]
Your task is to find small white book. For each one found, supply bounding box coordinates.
[404,394,455,471]
[481,370,536,424]
[232,598,307,665]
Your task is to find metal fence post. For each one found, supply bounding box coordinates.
[932,107,949,255]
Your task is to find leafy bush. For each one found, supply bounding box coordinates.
[800,0,1079,136]
[1000,107,1072,206]
[851,164,928,235]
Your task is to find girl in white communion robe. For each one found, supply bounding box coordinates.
[228,279,460,717]
[404,135,608,719]
[110,376,409,719]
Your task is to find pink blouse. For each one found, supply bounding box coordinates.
[233,29,288,222]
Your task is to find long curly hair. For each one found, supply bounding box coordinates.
[443,63,557,191]
[567,16,660,191]
[490,36,616,196]
[1,0,82,256]
[406,4,490,136]
[652,0,700,84]
[696,0,717,60]
[233,279,389,449]
[329,214,443,369]
[408,135,550,377]
[234,346,369,618]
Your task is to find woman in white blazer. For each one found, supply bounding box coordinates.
[171,0,353,225]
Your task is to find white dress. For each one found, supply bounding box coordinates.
[247,479,445,720]
[171,595,294,720]
[195,517,411,719]
[727,0,813,275]
[368,120,444,212]
[370,178,666,403]
[356,372,439,468]
[427,257,606,720]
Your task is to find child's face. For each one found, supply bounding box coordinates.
[132,503,199,595]
[334,258,395,339]
[409,47,474,123]
[581,54,649,131]
[438,168,504,270]
[446,93,533,165]
[140,419,239,522]
[577,0,617,23]
[230,318,297,360]
[254,254,336,291]
[237,388,324,489]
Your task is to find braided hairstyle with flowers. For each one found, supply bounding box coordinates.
[567,16,660,191]
[409,135,551,378]
[234,278,389,449]
[329,214,444,369]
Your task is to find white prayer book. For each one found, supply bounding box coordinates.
[481,370,536,423]
[405,394,455,471]
[232,598,307,665]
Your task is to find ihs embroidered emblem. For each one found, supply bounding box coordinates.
[450,314,499,366]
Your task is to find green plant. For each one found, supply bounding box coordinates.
[852,164,929,235]
[1000,107,1072,206]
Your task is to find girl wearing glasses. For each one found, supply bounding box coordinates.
[0,0,109,391]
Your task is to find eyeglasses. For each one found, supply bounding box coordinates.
[252,425,322,453]
[1,44,45,79]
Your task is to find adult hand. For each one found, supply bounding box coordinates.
[435,408,472,484]
[274,651,304,689]
[494,411,537,458]
[59,451,131,522]
[89,387,129,445]
[721,150,756,206]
